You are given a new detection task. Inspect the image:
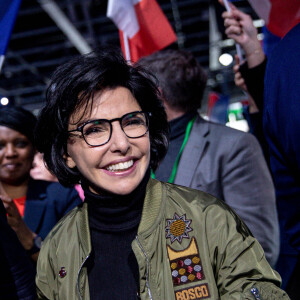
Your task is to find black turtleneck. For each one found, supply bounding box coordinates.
[84,169,150,300]
[155,111,197,182]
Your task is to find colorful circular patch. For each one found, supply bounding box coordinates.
[181,276,188,283]
[194,265,202,272]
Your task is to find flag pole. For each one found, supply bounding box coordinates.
[223,0,243,61]
[123,32,131,63]
[0,55,5,74]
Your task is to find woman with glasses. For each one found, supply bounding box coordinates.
[35,48,288,299]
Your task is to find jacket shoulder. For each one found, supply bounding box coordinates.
[43,203,84,243]
[162,181,252,239]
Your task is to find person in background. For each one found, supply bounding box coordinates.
[138,49,279,267]
[0,106,82,261]
[264,23,300,298]
[34,47,288,299]
[30,152,85,200]
[220,1,268,158]
[30,152,58,182]
[0,200,36,299]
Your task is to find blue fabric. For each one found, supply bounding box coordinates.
[0,0,22,55]
[24,179,82,240]
[264,23,300,287]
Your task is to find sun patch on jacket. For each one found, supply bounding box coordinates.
[167,237,205,287]
[165,213,193,243]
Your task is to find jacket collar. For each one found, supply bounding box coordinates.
[138,178,165,236]
[175,115,210,187]
[76,202,92,256]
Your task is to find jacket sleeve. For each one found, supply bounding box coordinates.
[205,201,289,299]
[35,233,55,300]
[0,201,36,300]
[221,132,279,267]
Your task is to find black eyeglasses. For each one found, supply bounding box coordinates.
[68,111,151,147]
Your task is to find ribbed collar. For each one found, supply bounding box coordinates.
[83,169,150,232]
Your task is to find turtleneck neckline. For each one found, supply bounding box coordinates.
[83,168,150,232]
[169,111,197,140]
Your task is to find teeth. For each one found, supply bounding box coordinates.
[106,160,134,172]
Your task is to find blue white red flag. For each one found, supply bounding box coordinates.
[0,0,22,70]
[107,0,177,62]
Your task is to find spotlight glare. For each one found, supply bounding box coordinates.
[1,97,9,106]
[219,53,233,66]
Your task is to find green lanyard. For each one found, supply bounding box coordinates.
[151,116,196,183]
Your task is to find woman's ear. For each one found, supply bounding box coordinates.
[64,153,77,169]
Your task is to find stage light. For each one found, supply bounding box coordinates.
[219,53,233,66]
[0,97,9,106]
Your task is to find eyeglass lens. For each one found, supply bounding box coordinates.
[83,112,148,146]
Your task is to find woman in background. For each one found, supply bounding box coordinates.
[0,106,81,261]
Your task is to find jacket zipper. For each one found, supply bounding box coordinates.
[76,254,90,300]
[135,236,153,300]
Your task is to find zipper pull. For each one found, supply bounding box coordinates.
[250,287,261,300]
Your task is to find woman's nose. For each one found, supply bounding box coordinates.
[109,123,130,154]
[5,144,17,157]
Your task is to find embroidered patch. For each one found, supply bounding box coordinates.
[175,284,210,300]
[167,237,205,286]
[166,213,193,243]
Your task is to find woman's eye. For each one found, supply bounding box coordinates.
[15,141,29,148]
[124,118,145,126]
[84,126,106,136]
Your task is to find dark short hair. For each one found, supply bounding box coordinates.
[138,49,207,113]
[35,47,169,186]
[0,106,37,145]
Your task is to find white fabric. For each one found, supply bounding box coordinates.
[107,0,141,38]
[248,0,271,24]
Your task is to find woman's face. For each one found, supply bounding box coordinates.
[0,126,35,185]
[66,86,151,195]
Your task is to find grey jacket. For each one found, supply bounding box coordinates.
[174,116,279,267]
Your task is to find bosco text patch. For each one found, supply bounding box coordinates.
[175,283,210,300]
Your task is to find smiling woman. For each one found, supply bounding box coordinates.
[34,48,289,300]
[0,106,82,263]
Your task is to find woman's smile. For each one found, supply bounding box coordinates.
[104,158,134,172]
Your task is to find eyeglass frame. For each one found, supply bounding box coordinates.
[67,110,151,147]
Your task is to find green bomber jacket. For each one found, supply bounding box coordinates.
[36,179,289,300]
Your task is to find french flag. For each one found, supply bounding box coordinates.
[248,0,300,37]
[107,0,177,62]
[0,0,22,70]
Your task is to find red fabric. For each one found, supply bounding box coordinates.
[13,196,26,217]
[268,0,300,37]
[207,92,219,117]
[119,0,177,62]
